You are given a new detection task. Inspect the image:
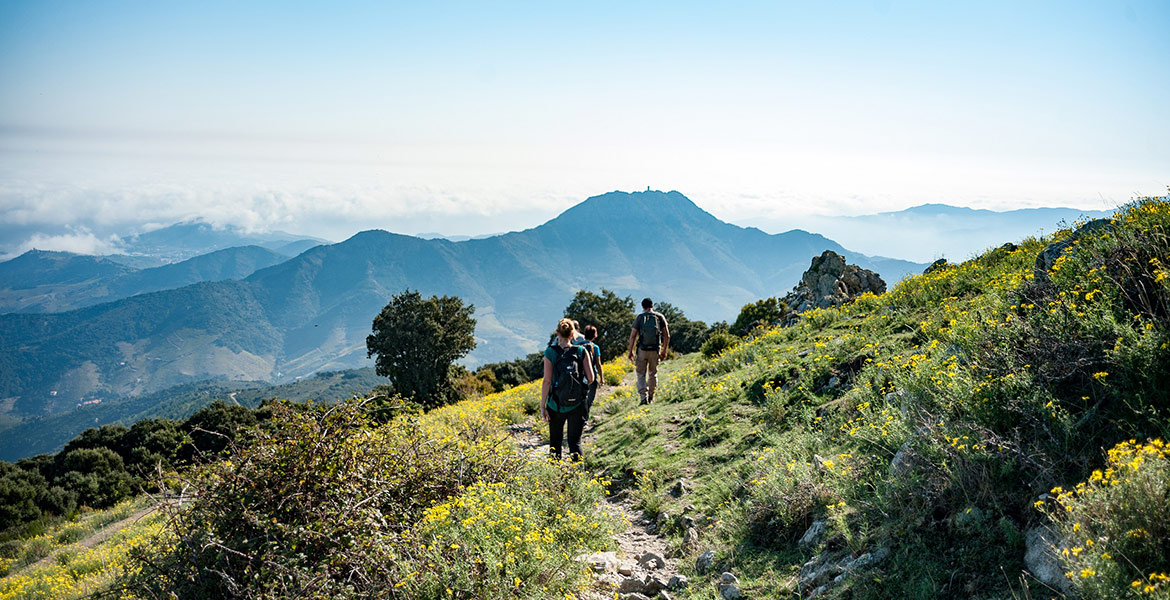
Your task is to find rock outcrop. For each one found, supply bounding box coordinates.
[784,251,887,313]
[1035,218,1112,275]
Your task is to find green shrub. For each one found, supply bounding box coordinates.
[701,332,738,358]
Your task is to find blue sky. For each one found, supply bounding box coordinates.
[0,1,1167,252]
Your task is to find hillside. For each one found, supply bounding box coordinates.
[579,197,1169,598]
[0,190,923,417]
[0,367,382,462]
[0,245,290,314]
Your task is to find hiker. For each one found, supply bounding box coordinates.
[626,297,670,404]
[541,317,596,460]
[580,325,603,420]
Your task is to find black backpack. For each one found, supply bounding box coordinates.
[636,312,663,350]
[548,344,587,412]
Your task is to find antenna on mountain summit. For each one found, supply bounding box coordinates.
[646,186,651,192]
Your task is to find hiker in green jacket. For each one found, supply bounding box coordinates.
[627,298,670,405]
[541,318,596,460]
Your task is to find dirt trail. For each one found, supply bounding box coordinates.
[510,372,683,598]
[25,504,161,572]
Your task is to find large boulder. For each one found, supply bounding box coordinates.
[784,251,887,313]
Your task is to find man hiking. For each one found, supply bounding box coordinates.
[626,297,670,405]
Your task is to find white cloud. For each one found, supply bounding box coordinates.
[4,227,123,258]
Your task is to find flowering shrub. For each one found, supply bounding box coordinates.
[1045,439,1170,599]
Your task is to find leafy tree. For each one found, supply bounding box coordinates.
[654,301,710,354]
[366,290,477,409]
[731,297,788,337]
[564,289,635,361]
[475,354,543,392]
[179,401,259,462]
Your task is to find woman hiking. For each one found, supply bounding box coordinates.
[541,318,595,460]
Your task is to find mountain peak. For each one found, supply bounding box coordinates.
[554,189,717,228]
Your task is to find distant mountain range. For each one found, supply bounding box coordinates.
[0,245,291,313]
[780,203,1115,263]
[108,221,330,267]
[0,190,923,425]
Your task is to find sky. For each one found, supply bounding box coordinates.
[1,0,1167,256]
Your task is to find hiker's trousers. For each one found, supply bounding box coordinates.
[548,405,585,461]
[635,349,660,402]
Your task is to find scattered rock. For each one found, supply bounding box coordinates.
[799,547,890,590]
[659,592,673,600]
[696,550,716,574]
[683,527,700,552]
[923,258,949,275]
[618,562,635,576]
[1035,218,1112,275]
[619,576,646,594]
[798,519,828,547]
[667,574,690,590]
[720,572,739,585]
[889,440,920,478]
[638,552,666,570]
[669,480,687,498]
[1024,525,1072,593]
[681,515,697,529]
[719,583,741,600]
[644,576,667,595]
[577,551,619,574]
[783,250,887,313]
[621,594,651,600]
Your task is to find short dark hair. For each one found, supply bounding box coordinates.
[641,297,653,309]
[583,325,598,340]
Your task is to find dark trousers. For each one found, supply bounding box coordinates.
[548,405,586,460]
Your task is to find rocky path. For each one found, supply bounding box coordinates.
[509,373,690,600]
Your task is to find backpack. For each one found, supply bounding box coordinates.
[548,344,587,412]
[580,340,602,378]
[636,312,663,351]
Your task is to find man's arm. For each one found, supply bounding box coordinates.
[627,327,638,361]
[659,314,671,359]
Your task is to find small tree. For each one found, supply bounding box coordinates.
[731,297,787,337]
[564,289,635,361]
[366,290,476,409]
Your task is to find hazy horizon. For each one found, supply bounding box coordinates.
[2,1,1167,256]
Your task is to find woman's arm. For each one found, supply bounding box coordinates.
[540,357,553,422]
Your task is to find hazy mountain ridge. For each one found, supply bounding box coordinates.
[0,245,291,314]
[782,203,1116,262]
[0,190,922,426]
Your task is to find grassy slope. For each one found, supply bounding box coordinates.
[587,197,1170,599]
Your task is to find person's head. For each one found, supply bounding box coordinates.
[642,298,653,310]
[556,318,574,339]
[583,325,598,341]
[571,319,581,333]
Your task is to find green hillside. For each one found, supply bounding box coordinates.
[0,245,289,314]
[0,368,383,462]
[583,196,1169,598]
